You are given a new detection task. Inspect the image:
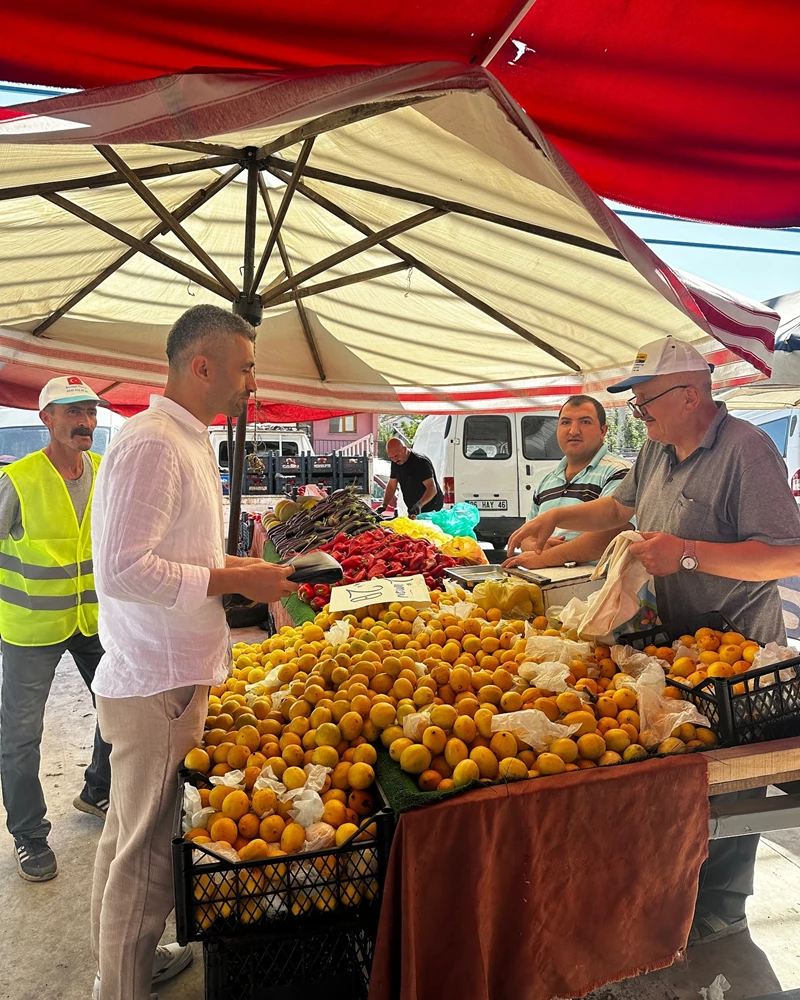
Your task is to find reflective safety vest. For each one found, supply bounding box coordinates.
[0,450,101,646]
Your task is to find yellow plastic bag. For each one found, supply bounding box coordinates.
[385,517,450,546]
[472,579,544,619]
[442,536,489,565]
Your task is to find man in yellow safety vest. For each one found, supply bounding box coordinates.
[0,376,111,882]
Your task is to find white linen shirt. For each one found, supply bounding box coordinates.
[92,395,230,698]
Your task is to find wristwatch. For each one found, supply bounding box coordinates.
[680,539,698,572]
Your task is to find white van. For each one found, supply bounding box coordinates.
[735,408,800,501]
[209,424,315,472]
[0,405,126,464]
[412,411,562,547]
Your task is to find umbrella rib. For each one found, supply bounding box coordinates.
[254,95,437,160]
[0,154,237,203]
[249,137,315,300]
[267,156,623,260]
[94,145,241,299]
[265,262,411,307]
[154,140,245,158]
[258,174,326,382]
[267,167,580,372]
[33,165,243,337]
[260,206,446,305]
[42,192,236,302]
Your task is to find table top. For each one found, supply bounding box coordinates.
[706,736,800,794]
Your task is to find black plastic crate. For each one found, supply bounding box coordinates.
[172,770,394,944]
[203,918,376,1000]
[618,612,800,746]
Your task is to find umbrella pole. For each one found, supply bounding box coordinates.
[226,406,248,556]
[227,152,263,556]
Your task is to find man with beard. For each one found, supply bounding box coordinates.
[0,377,112,882]
[90,306,298,1000]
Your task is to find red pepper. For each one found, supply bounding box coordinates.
[351,568,368,583]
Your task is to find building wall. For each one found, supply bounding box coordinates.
[310,413,378,453]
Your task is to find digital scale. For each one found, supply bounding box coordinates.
[444,563,602,613]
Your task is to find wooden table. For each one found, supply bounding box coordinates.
[706,736,800,794]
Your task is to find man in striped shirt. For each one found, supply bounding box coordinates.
[504,395,631,570]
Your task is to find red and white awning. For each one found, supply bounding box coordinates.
[0,64,778,416]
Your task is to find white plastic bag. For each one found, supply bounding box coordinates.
[700,974,730,1000]
[253,764,287,797]
[558,597,590,632]
[752,641,800,684]
[518,660,571,693]
[209,769,246,790]
[303,821,336,852]
[324,620,350,645]
[524,634,592,665]
[403,706,434,741]
[613,653,710,748]
[576,530,651,636]
[289,788,325,827]
[193,840,241,865]
[490,709,581,752]
[182,783,216,833]
[452,600,479,621]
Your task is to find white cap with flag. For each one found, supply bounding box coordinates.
[607,335,715,393]
[38,376,109,410]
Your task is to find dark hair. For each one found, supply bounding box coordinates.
[166,305,256,369]
[559,394,607,426]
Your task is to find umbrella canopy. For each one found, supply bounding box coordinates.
[2,1,800,227]
[0,63,778,416]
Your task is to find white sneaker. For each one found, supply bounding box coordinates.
[91,944,192,998]
[151,943,193,984]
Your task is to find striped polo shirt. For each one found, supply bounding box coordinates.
[528,443,631,539]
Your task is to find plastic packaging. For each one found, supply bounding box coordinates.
[385,516,450,546]
[403,706,434,741]
[490,709,581,752]
[418,502,481,540]
[303,822,336,852]
[700,974,730,1000]
[209,770,246,790]
[182,783,216,833]
[441,536,489,565]
[752,641,800,683]
[525,634,592,665]
[518,660,572,693]
[472,579,544,619]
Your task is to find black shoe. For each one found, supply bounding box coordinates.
[73,789,109,821]
[14,837,58,882]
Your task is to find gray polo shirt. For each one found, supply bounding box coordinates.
[613,402,800,644]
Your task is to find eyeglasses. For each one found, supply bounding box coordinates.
[626,384,689,418]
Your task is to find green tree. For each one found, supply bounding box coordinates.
[606,407,647,455]
[377,414,425,459]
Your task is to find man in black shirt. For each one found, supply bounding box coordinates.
[381,438,444,516]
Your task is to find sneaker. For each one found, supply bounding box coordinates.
[14,837,58,882]
[73,789,109,821]
[151,943,193,984]
[92,944,192,998]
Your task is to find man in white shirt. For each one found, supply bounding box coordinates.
[89,305,297,1000]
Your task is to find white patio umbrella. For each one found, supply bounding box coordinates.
[0,62,778,419]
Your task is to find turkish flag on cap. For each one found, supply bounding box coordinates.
[67,377,83,385]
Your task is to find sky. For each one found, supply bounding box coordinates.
[1,81,798,306]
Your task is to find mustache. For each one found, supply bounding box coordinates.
[71,426,93,437]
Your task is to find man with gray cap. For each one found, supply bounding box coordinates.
[0,377,112,883]
[509,335,800,944]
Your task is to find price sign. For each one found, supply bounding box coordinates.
[329,574,431,612]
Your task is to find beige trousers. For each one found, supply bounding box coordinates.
[91,685,208,1000]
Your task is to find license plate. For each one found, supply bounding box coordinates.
[474,499,508,511]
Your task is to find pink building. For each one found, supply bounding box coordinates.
[309,413,378,455]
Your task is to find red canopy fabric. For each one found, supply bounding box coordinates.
[2,1,800,226]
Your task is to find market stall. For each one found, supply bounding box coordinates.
[175,568,800,999]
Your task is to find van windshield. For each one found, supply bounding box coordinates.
[218,439,300,469]
[0,426,111,463]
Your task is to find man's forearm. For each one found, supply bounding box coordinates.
[383,483,397,508]
[544,497,633,533]
[523,526,629,568]
[696,540,800,581]
[208,566,247,596]
[418,482,437,508]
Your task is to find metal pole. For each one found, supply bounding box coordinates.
[226,153,261,556]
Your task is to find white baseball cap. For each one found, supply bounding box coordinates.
[38,376,109,410]
[607,335,715,393]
